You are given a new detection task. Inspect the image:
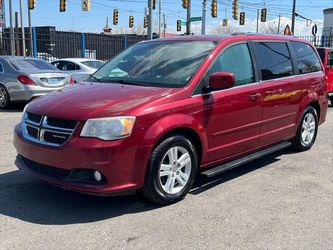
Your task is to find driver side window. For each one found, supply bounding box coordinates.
[199,43,255,92]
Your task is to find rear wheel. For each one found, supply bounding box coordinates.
[142,135,198,205]
[0,85,10,109]
[292,106,318,151]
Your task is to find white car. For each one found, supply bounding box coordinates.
[51,58,104,83]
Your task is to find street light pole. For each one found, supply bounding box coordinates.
[201,0,206,35]
[186,0,191,35]
[19,0,26,57]
[291,0,296,34]
[27,0,33,56]
[9,0,14,55]
[147,0,153,39]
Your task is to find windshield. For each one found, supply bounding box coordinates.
[10,59,56,70]
[81,60,104,69]
[317,49,325,63]
[93,41,217,88]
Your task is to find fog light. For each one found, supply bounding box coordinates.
[93,171,102,182]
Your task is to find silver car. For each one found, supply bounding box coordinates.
[0,56,71,109]
[51,58,104,83]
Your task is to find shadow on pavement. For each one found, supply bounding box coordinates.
[0,149,291,225]
[0,103,26,113]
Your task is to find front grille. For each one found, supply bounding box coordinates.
[21,156,70,179]
[22,112,78,146]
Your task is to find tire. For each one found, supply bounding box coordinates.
[0,84,10,109]
[292,106,318,151]
[329,96,333,106]
[141,135,199,205]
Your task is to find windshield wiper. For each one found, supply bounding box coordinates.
[110,79,149,86]
[88,75,101,82]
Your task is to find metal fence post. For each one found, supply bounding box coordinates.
[81,33,86,58]
[32,27,37,57]
[123,35,127,50]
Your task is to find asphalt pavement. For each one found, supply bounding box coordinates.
[1,104,332,250]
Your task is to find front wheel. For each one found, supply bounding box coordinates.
[142,135,198,205]
[292,106,318,151]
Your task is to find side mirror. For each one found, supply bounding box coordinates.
[209,72,235,90]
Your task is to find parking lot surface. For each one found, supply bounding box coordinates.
[1,105,333,250]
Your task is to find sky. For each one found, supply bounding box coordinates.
[2,0,333,35]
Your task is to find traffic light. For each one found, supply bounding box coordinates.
[82,0,90,12]
[113,9,118,25]
[239,12,245,25]
[129,16,134,28]
[60,0,66,12]
[211,0,217,18]
[144,16,148,28]
[28,0,35,10]
[177,20,181,31]
[153,0,156,10]
[182,0,188,9]
[232,0,238,20]
[261,8,267,22]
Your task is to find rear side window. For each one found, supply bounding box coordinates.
[291,42,322,74]
[254,42,293,81]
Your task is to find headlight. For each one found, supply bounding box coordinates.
[80,116,136,141]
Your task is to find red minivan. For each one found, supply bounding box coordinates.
[14,35,328,204]
[317,47,333,104]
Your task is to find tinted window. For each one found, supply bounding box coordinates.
[317,49,325,63]
[10,59,56,70]
[328,52,333,67]
[291,42,322,74]
[254,42,293,80]
[206,43,255,86]
[0,63,3,72]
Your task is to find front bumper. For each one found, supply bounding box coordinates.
[13,124,151,195]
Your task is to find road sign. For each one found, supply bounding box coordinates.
[190,16,202,22]
[312,24,318,36]
[181,21,187,26]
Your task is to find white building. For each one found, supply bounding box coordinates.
[323,8,333,36]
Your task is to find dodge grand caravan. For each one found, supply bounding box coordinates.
[14,35,328,204]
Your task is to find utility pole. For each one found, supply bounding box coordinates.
[291,0,296,34]
[27,0,33,56]
[201,0,206,35]
[147,0,153,39]
[9,0,14,55]
[277,14,281,34]
[186,0,191,35]
[19,0,26,57]
[256,9,259,33]
[158,0,161,36]
[163,13,166,38]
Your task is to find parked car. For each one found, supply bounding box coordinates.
[0,56,73,109]
[316,47,333,105]
[51,58,104,83]
[14,35,328,204]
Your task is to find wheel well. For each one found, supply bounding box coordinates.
[308,101,320,121]
[155,127,203,165]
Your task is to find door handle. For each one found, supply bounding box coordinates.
[264,89,275,96]
[249,93,261,102]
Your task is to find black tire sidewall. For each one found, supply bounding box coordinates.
[149,135,198,204]
[294,106,318,151]
[0,84,10,109]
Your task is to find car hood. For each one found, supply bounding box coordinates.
[27,81,174,120]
